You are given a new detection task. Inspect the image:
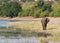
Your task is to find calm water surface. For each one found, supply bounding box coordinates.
[0,36,40,43]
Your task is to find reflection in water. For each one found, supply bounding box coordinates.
[0,20,32,27]
[0,36,40,43]
[0,20,32,22]
[49,41,60,43]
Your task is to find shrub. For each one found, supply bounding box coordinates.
[33,9,42,18]
[0,2,22,17]
[40,10,50,17]
[18,9,30,17]
[36,0,44,8]
[42,3,52,12]
[51,3,60,17]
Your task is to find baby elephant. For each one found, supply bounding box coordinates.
[41,17,49,30]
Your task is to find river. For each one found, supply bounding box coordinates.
[0,36,40,43]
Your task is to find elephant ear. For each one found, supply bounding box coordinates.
[46,18,50,23]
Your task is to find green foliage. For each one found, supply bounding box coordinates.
[0,0,60,17]
[40,10,50,17]
[6,2,22,17]
[0,1,22,17]
[33,9,42,18]
[50,2,60,17]
[18,9,30,17]
[18,0,53,18]
[42,3,52,12]
[36,0,44,8]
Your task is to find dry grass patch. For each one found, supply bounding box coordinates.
[7,21,42,31]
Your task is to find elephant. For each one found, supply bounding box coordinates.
[41,17,49,30]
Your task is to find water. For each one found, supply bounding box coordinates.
[0,20,32,22]
[0,20,32,27]
[0,36,40,43]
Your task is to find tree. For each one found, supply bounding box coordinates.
[36,0,44,8]
[0,2,22,17]
[7,2,22,17]
[42,3,52,12]
[51,2,60,17]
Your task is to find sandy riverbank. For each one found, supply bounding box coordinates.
[0,16,60,20]
[0,16,35,20]
[0,16,51,20]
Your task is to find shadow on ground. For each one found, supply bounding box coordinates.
[37,32,53,37]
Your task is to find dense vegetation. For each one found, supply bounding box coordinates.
[0,0,22,17]
[0,0,60,18]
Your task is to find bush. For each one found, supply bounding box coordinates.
[40,10,50,17]
[1,0,60,17]
[18,9,30,17]
[42,2,52,12]
[50,3,60,17]
[0,1,22,17]
[33,9,42,18]
[36,0,44,8]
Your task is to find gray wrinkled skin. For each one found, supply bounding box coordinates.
[41,17,49,30]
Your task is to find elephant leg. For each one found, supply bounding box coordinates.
[42,24,47,30]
